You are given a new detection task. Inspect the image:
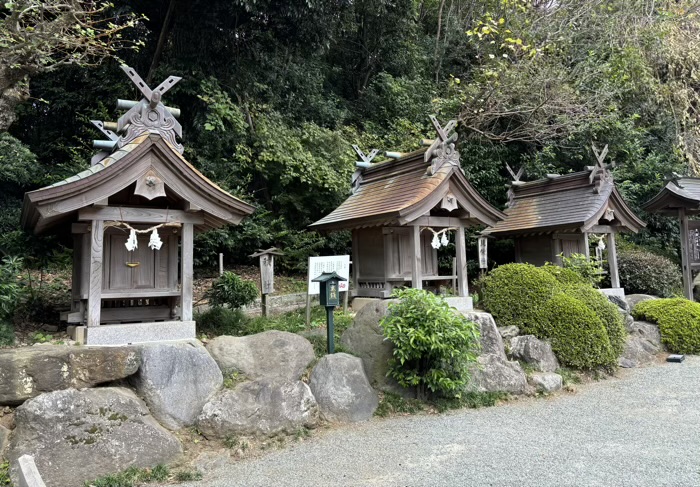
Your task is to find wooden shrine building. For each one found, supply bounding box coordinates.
[483,146,645,293]
[310,117,505,302]
[643,177,700,300]
[20,66,254,344]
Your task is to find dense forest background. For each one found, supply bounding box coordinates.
[1,0,699,273]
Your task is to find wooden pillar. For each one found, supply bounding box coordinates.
[351,229,360,295]
[606,232,620,289]
[679,208,694,300]
[409,225,423,290]
[455,223,468,297]
[583,232,590,259]
[552,237,563,266]
[181,223,194,320]
[86,220,104,327]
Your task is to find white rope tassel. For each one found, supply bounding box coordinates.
[431,233,440,249]
[440,232,449,247]
[125,229,138,251]
[148,228,163,250]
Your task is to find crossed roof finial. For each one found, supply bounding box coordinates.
[424,116,460,175]
[351,145,379,194]
[590,143,613,193]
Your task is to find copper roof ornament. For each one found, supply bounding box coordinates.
[589,143,613,194]
[351,145,379,194]
[505,163,525,208]
[424,116,460,176]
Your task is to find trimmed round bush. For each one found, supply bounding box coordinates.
[565,284,627,358]
[206,271,258,309]
[542,264,588,286]
[617,249,682,298]
[633,298,700,354]
[481,263,560,332]
[541,294,616,369]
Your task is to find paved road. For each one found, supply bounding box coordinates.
[182,357,700,487]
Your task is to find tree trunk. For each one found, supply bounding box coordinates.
[0,84,29,132]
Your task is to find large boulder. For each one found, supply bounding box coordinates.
[130,341,222,430]
[466,354,529,395]
[462,311,507,360]
[309,353,378,423]
[206,331,314,381]
[340,300,412,396]
[619,321,662,368]
[626,294,658,311]
[196,379,318,438]
[528,372,563,393]
[607,295,630,313]
[0,346,140,406]
[0,424,8,456]
[510,335,560,373]
[498,325,520,341]
[7,388,181,487]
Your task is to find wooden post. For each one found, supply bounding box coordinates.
[219,253,224,276]
[410,225,423,290]
[679,208,694,299]
[351,230,360,296]
[451,257,457,293]
[455,223,468,297]
[181,223,194,321]
[583,232,590,259]
[86,220,104,328]
[552,238,563,266]
[606,233,620,288]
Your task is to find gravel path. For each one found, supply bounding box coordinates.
[182,357,700,487]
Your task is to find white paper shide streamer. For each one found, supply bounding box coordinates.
[125,229,138,251]
[148,228,163,250]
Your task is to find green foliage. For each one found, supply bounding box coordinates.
[480,263,560,332]
[564,284,627,358]
[195,307,249,337]
[206,272,258,309]
[84,465,170,487]
[175,470,203,482]
[561,253,604,287]
[633,298,700,354]
[374,392,425,418]
[542,263,587,286]
[616,248,682,298]
[431,391,508,413]
[540,294,616,370]
[380,288,481,399]
[555,368,582,386]
[0,460,9,486]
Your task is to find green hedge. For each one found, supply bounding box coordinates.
[542,263,588,286]
[633,298,700,354]
[541,294,616,369]
[565,284,627,358]
[480,263,560,332]
[617,249,682,297]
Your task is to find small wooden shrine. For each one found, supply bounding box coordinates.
[310,117,505,300]
[483,145,645,292]
[20,66,254,344]
[643,177,700,300]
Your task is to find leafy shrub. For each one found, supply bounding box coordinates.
[206,271,258,309]
[480,263,560,332]
[195,307,249,336]
[633,298,700,354]
[542,263,587,286]
[561,253,604,287]
[0,256,25,346]
[565,284,627,358]
[540,294,616,369]
[15,277,71,326]
[617,248,682,297]
[380,288,481,399]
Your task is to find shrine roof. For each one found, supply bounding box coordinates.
[483,170,645,236]
[643,177,700,216]
[309,148,505,231]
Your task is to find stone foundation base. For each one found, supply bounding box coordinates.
[75,321,196,346]
[599,288,626,300]
[445,296,473,312]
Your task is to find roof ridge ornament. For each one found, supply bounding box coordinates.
[505,163,525,208]
[351,145,379,194]
[590,143,613,194]
[425,116,460,175]
[117,65,183,152]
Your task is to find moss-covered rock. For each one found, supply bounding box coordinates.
[541,294,616,369]
[480,263,560,332]
[633,298,700,354]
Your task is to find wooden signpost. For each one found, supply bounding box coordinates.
[250,248,284,316]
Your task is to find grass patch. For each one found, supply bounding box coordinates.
[556,367,582,386]
[0,322,14,347]
[175,470,203,482]
[223,434,249,451]
[0,461,10,486]
[222,371,247,389]
[374,392,425,417]
[84,465,169,487]
[431,391,508,413]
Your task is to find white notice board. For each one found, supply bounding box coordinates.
[307,255,350,295]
